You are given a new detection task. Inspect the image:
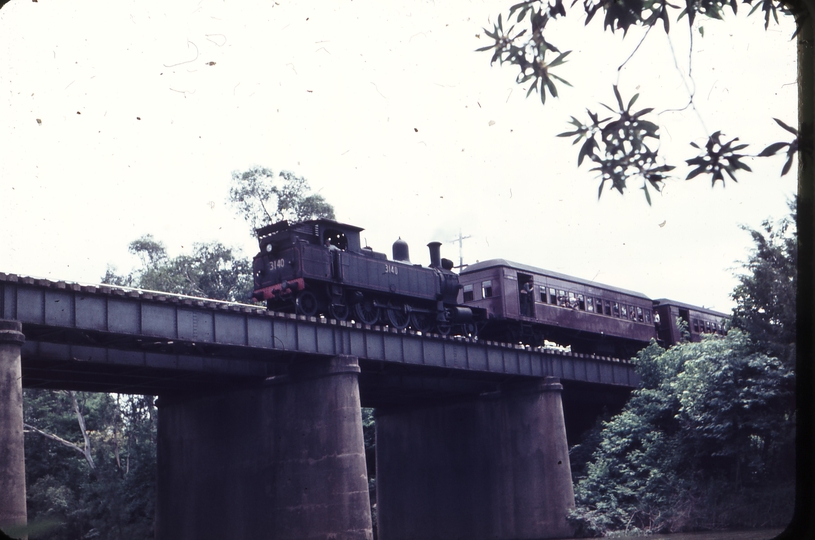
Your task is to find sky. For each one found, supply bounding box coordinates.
[0,0,798,313]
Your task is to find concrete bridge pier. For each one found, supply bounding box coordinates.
[375,376,575,540]
[0,320,27,531]
[155,354,372,540]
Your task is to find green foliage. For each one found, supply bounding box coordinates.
[569,331,795,535]
[103,235,253,302]
[481,0,803,201]
[558,86,673,203]
[758,118,800,176]
[731,200,797,363]
[685,131,752,186]
[24,391,156,540]
[228,166,335,233]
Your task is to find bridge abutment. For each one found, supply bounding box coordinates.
[375,376,575,540]
[0,320,26,531]
[155,354,372,540]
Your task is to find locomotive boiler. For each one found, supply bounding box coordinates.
[251,219,478,333]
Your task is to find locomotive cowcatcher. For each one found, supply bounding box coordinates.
[251,219,478,334]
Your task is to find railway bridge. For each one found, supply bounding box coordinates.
[0,273,639,540]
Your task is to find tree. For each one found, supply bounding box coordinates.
[23,391,157,540]
[731,199,798,363]
[569,332,795,536]
[103,235,254,302]
[228,166,335,233]
[478,1,807,202]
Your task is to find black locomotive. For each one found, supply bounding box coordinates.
[251,219,729,356]
[251,219,478,334]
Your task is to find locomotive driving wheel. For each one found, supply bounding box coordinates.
[295,290,319,317]
[354,297,380,325]
[435,323,452,336]
[386,304,410,330]
[409,312,433,332]
[328,303,349,321]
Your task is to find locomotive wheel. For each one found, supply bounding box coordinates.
[409,312,433,332]
[435,323,452,336]
[386,305,410,330]
[295,290,319,317]
[354,298,380,325]
[329,303,350,321]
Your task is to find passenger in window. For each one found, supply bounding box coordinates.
[520,282,533,317]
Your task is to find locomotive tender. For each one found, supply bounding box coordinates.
[251,219,729,357]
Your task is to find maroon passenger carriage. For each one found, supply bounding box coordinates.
[458,259,659,357]
[652,298,729,345]
[251,219,477,334]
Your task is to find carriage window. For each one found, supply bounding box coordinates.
[629,306,637,321]
[463,284,474,302]
[323,229,348,250]
[587,297,595,312]
[549,288,557,305]
[568,292,578,309]
[637,307,644,322]
[644,309,651,323]
[693,320,699,333]
[540,286,547,303]
[558,290,567,306]
[705,321,711,333]
[577,294,585,310]
[620,304,627,318]
[482,280,493,298]
[604,300,611,316]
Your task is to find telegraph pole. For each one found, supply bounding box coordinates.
[450,229,472,270]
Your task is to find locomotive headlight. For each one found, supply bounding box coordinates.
[265,244,273,253]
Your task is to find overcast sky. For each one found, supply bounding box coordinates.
[0,0,798,313]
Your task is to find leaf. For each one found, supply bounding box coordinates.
[758,142,788,157]
[545,76,558,98]
[613,86,624,111]
[627,93,640,111]
[550,73,572,87]
[686,166,706,180]
[578,138,596,166]
[781,154,794,176]
[773,118,798,136]
[548,50,572,68]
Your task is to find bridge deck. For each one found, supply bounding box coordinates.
[1,273,639,404]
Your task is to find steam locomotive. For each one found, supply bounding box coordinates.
[251,219,479,334]
[251,219,729,357]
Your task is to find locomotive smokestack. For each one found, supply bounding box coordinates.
[427,241,442,268]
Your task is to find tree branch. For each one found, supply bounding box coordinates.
[69,391,96,469]
[24,422,95,469]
